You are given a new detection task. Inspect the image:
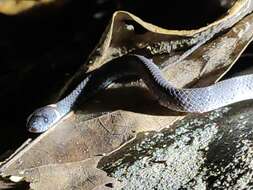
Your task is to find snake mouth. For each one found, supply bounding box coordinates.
[28,125,42,133]
[27,122,51,133]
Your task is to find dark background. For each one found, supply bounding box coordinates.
[0,0,251,158]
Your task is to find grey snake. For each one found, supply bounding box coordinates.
[26,55,253,133]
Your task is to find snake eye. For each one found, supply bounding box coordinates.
[44,117,49,123]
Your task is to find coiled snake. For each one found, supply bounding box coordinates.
[27,55,253,133]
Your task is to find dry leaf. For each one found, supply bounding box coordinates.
[21,157,122,190]
[83,0,253,71]
[1,1,253,189]
[0,0,67,15]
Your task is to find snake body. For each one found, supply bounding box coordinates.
[27,55,253,133]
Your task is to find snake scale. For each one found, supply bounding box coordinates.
[26,55,253,133]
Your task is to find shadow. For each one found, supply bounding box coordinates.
[74,85,185,117]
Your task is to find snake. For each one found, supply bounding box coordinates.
[26,54,253,133]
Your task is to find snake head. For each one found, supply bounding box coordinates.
[26,104,61,133]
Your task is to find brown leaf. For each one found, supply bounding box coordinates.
[22,157,122,190]
[84,0,253,71]
[0,0,67,15]
[58,0,253,97]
